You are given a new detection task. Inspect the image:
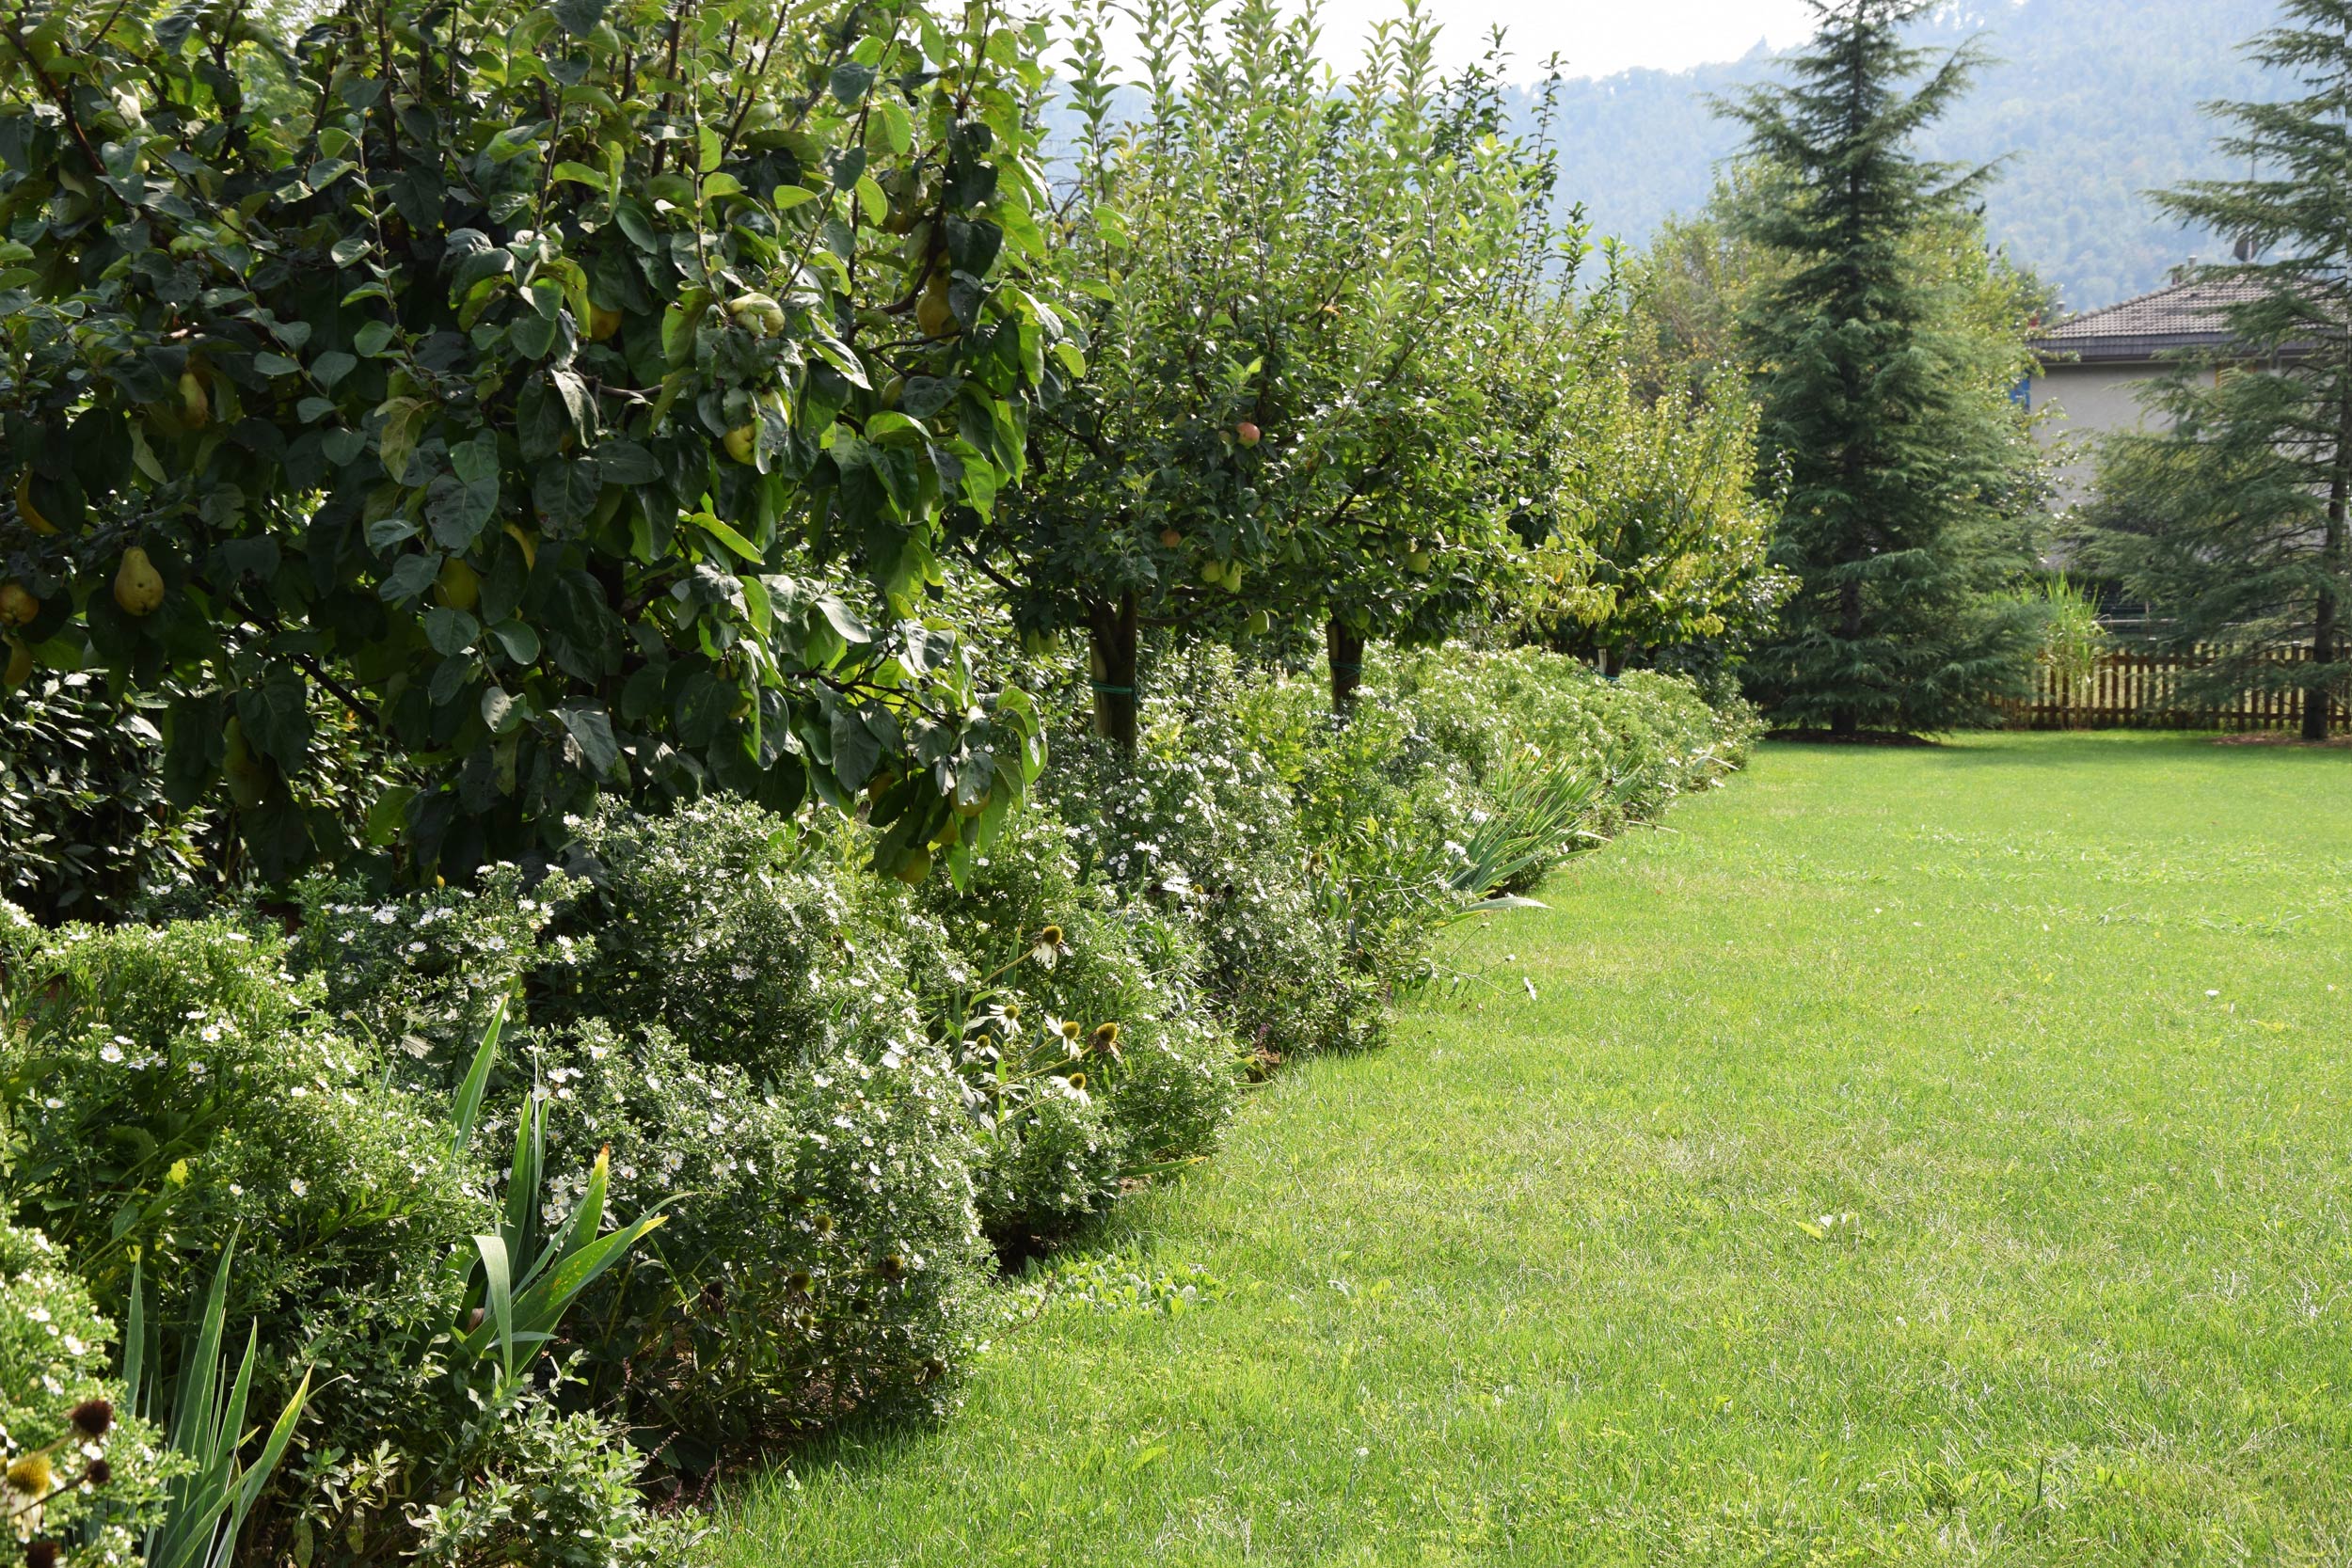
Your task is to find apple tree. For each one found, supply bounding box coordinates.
[956,0,1556,744]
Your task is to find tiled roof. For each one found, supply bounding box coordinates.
[2029,277,2268,361]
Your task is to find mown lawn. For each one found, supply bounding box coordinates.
[723,733,2352,1565]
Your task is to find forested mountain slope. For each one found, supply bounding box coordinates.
[1534,0,2277,309]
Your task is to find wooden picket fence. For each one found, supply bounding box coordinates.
[2009,643,2318,731]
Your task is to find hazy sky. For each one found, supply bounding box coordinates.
[1103,1,1827,82]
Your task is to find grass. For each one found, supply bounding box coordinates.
[723,733,2352,1565]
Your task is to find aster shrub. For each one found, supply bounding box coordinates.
[1045,648,1394,1066]
[895,801,1240,1246]
[0,908,475,1330]
[533,1019,991,1471]
[310,800,1000,1470]
[1385,647,1762,841]
[0,1213,173,1568]
[292,865,578,1084]
[550,800,917,1081]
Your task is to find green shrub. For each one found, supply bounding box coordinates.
[0,907,697,1568]
[0,626,1757,1554]
[1386,645,1758,830]
[897,802,1239,1243]
[0,1212,174,1568]
[0,677,200,925]
[554,800,916,1082]
[538,1020,990,1468]
[0,911,475,1329]
[286,803,999,1471]
[1047,648,1393,1065]
[292,866,577,1083]
[400,1379,709,1568]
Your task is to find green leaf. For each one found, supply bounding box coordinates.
[695,513,766,564]
[378,550,442,605]
[596,440,658,485]
[510,309,559,360]
[814,594,872,644]
[471,1234,517,1381]
[614,202,659,253]
[427,433,501,549]
[424,606,481,657]
[429,654,474,707]
[509,1211,666,1338]
[490,620,541,665]
[450,993,507,1157]
[233,666,311,770]
[376,397,432,483]
[532,455,602,525]
[830,707,882,790]
[830,62,878,103]
[556,702,620,775]
[661,293,710,367]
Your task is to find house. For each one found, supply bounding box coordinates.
[2025,273,2269,510]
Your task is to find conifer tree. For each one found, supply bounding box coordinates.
[2082,0,2352,740]
[1724,0,2043,736]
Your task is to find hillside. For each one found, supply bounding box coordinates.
[1536,0,2280,310]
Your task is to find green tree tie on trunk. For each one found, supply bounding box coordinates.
[1722,0,2048,738]
[2082,0,2352,742]
[1085,592,1139,753]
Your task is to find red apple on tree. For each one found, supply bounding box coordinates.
[1236,420,1262,447]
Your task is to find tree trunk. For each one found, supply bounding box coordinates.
[1087,593,1139,753]
[1834,578,1864,739]
[1327,620,1365,712]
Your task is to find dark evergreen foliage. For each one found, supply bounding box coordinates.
[1726,0,2045,737]
[2081,0,2352,740]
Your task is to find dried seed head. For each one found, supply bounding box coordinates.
[27,1540,58,1568]
[68,1399,112,1439]
[84,1459,111,1487]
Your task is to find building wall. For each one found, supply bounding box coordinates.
[2027,360,2206,511]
